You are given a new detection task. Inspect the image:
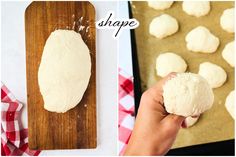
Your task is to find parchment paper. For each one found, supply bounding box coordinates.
[131,1,235,148]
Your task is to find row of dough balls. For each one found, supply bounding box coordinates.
[148,1,234,33]
[149,3,234,56]
[149,14,234,54]
[156,52,228,88]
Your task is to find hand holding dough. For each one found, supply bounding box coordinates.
[185,26,219,53]
[163,73,214,117]
[147,1,173,10]
[198,62,227,88]
[156,52,187,77]
[222,41,235,67]
[38,30,91,113]
[220,8,235,33]
[182,1,210,17]
[149,14,179,39]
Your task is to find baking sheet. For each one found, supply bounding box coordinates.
[131,1,235,149]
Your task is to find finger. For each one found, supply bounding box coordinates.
[162,114,186,127]
[153,72,177,91]
[157,72,176,87]
[146,72,176,98]
[191,115,200,118]
[181,120,187,128]
[160,114,186,134]
[140,72,177,115]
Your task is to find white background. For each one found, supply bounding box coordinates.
[1,1,120,155]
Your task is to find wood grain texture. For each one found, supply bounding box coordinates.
[25,1,96,150]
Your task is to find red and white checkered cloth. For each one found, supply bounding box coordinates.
[1,68,135,156]
[118,69,135,155]
[1,83,40,156]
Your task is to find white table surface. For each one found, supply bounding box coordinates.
[1,1,119,155]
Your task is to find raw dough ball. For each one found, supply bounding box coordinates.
[38,30,91,113]
[198,62,227,88]
[225,90,235,119]
[182,1,210,17]
[222,41,235,67]
[185,26,219,53]
[163,73,214,117]
[220,8,235,33]
[185,116,199,128]
[156,52,187,77]
[149,14,179,39]
[147,1,173,10]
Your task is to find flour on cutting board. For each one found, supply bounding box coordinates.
[72,21,76,30]
[86,26,90,33]
[79,25,85,31]
[79,16,83,23]
[52,15,91,41]
[75,16,92,42]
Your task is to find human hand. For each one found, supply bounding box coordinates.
[124,73,186,156]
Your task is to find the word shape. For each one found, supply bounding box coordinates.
[96,11,139,39]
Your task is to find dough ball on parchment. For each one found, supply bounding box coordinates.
[156,52,187,77]
[225,90,235,119]
[163,73,214,117]
[220,8,235,33]
[182,1,210,17]
[38,30,91,113]
[185,26,219,53]
[198,62,227,88]
[184,116,200,128]
[149,14,179,39]
[222,41,235,67]
[147,1,174,10]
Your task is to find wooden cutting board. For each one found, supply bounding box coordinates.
[25,1,96,150]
